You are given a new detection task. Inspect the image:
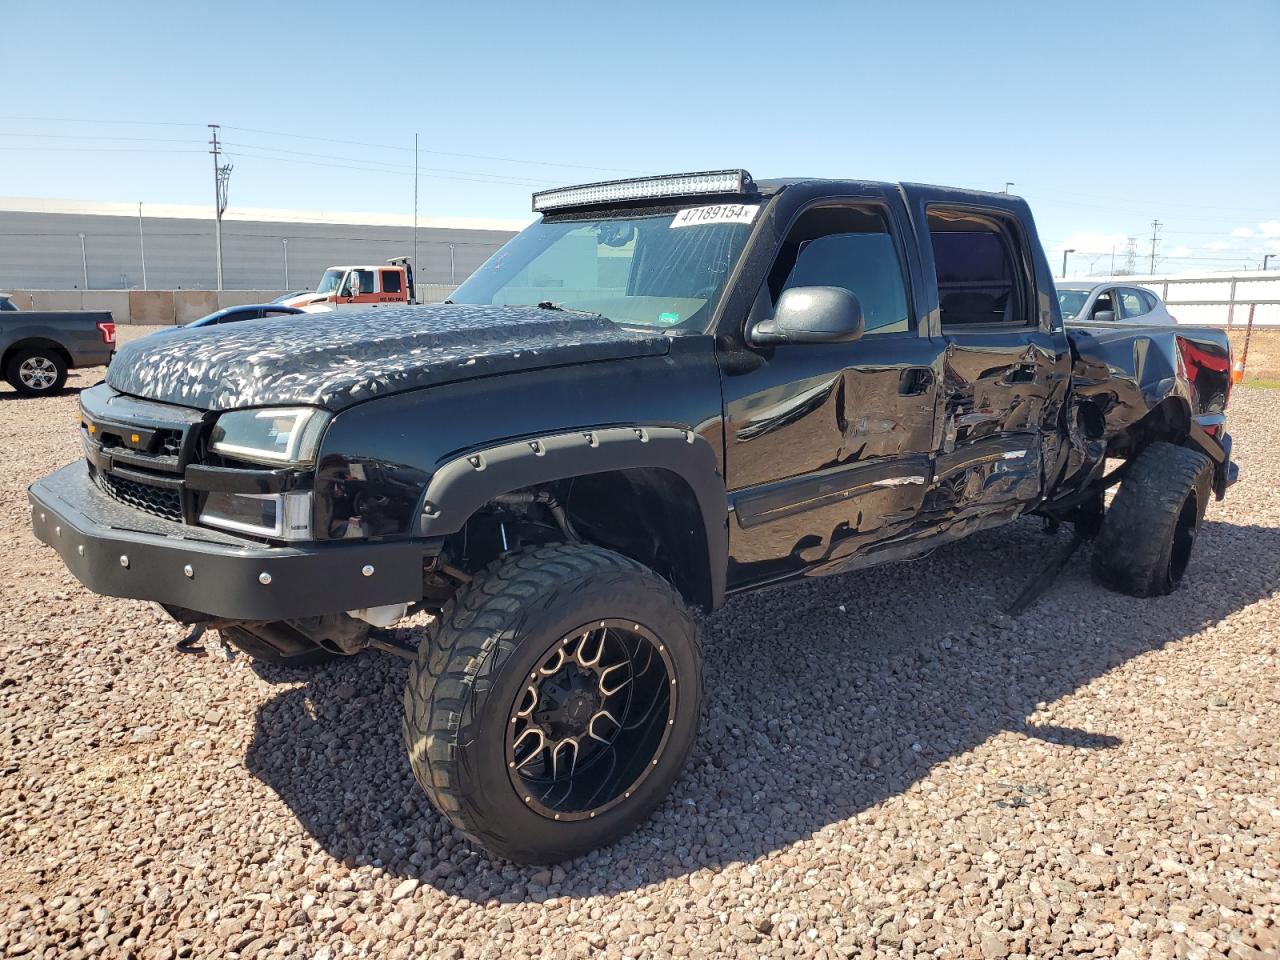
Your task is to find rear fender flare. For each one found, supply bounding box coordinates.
[416,426,728,607]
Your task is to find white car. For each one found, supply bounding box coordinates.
[1057,281,1176,325]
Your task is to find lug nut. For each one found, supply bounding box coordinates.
[258,571,272,585]
[361,564,375,577]
[183,564,194,579]
[119,555,129,568]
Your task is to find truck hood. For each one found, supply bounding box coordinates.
[107,304,671,412]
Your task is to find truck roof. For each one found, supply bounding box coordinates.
[532,170,1024,214]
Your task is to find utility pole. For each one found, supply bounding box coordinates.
[413,133,420,300]
[1148,219,1162,274]
[1110,244,1117,275]
[137,202,147,290]
[1061,248,1075,278]
[1003,181,1014,194]
[78,233,88,289]
[209,124,233,291]
[281,238,289,289]
[1265,253,1277,271]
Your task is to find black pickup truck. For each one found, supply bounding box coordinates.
[1,299,116,395]
[29,171,1236,863]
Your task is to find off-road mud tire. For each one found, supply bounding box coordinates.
[402,543,703,864]
[1092,441,1213,597]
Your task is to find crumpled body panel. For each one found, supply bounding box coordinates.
[107,304,670,412]
[1066,323,1231,437]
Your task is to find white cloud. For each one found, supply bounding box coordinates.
[1260,220,1280,238]
[1052,231,1127,255]
[1231,226,1254,238]
[1207,239,1232,250]
[1169,245,1193,258]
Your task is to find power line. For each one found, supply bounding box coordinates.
[221,139,554,185]
[221,147,557,188]
[0,145,203,153]
[221,124,645,174]
[0,114,203,127]
[0,131,199,144]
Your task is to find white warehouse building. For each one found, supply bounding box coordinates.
[0,197,528,292]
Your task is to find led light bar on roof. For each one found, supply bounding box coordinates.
[532,169,755,213]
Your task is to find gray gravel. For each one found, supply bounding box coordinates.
[1,349,1278,959]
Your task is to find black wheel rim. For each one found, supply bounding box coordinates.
[505,619,676,821]
[1168,493,1198,586]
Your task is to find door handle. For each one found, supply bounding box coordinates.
[898,367,934,396]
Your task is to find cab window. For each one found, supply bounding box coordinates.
[927,208,1030,326]
[766,205,911,335]
[353,270,377,295]
[382,270,402,294]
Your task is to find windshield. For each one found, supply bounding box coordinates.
[1057,289,1089,321]
[315,269,346,295]
[450,207,759,330]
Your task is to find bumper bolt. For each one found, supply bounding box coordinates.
[183,564,194,579]
[119,555,129,568]
[361,564,375,577]
[258,571,272,585]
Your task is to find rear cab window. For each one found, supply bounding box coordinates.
[382,270,402,294]
[926,207,1033,328]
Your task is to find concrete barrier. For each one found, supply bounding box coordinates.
[7,288,457,322]
[174,291,220,323]
[129,291,176,325]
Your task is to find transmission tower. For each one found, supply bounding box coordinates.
[1121,237,1138,275]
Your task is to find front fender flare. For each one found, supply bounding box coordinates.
[416,426,728,608]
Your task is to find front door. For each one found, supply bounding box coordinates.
[720,194,945,588]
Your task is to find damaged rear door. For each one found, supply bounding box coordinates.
[902,186,1072,524]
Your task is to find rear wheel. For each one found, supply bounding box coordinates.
[403,543,702,864]
[7,348,68,396]
[1092,442,1213,597]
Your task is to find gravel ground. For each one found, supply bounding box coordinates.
[1,345,1278,959]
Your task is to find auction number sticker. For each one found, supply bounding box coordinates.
[670,204,760,228]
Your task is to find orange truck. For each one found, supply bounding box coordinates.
[283,257,416,311]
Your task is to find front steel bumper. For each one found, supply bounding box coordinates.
[29,461,439,621]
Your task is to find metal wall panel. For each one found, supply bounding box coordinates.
[0,210,518,290]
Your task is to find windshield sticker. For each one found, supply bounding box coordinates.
[670,204,760,229]
[657,312,681,325]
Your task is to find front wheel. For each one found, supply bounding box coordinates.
[403,543,702,863]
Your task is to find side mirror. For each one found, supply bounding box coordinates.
[1092,309,1116,322]
[750,286,865,345]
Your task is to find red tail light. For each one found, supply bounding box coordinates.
[97,321,116,345]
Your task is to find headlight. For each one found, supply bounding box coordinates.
[210,407,329,466]
[200,490,314,540]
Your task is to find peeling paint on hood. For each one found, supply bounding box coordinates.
[107,304,671,411]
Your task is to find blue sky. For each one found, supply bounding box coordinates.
[2,0,1277,273]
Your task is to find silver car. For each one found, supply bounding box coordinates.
[1057,281,1176,325]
